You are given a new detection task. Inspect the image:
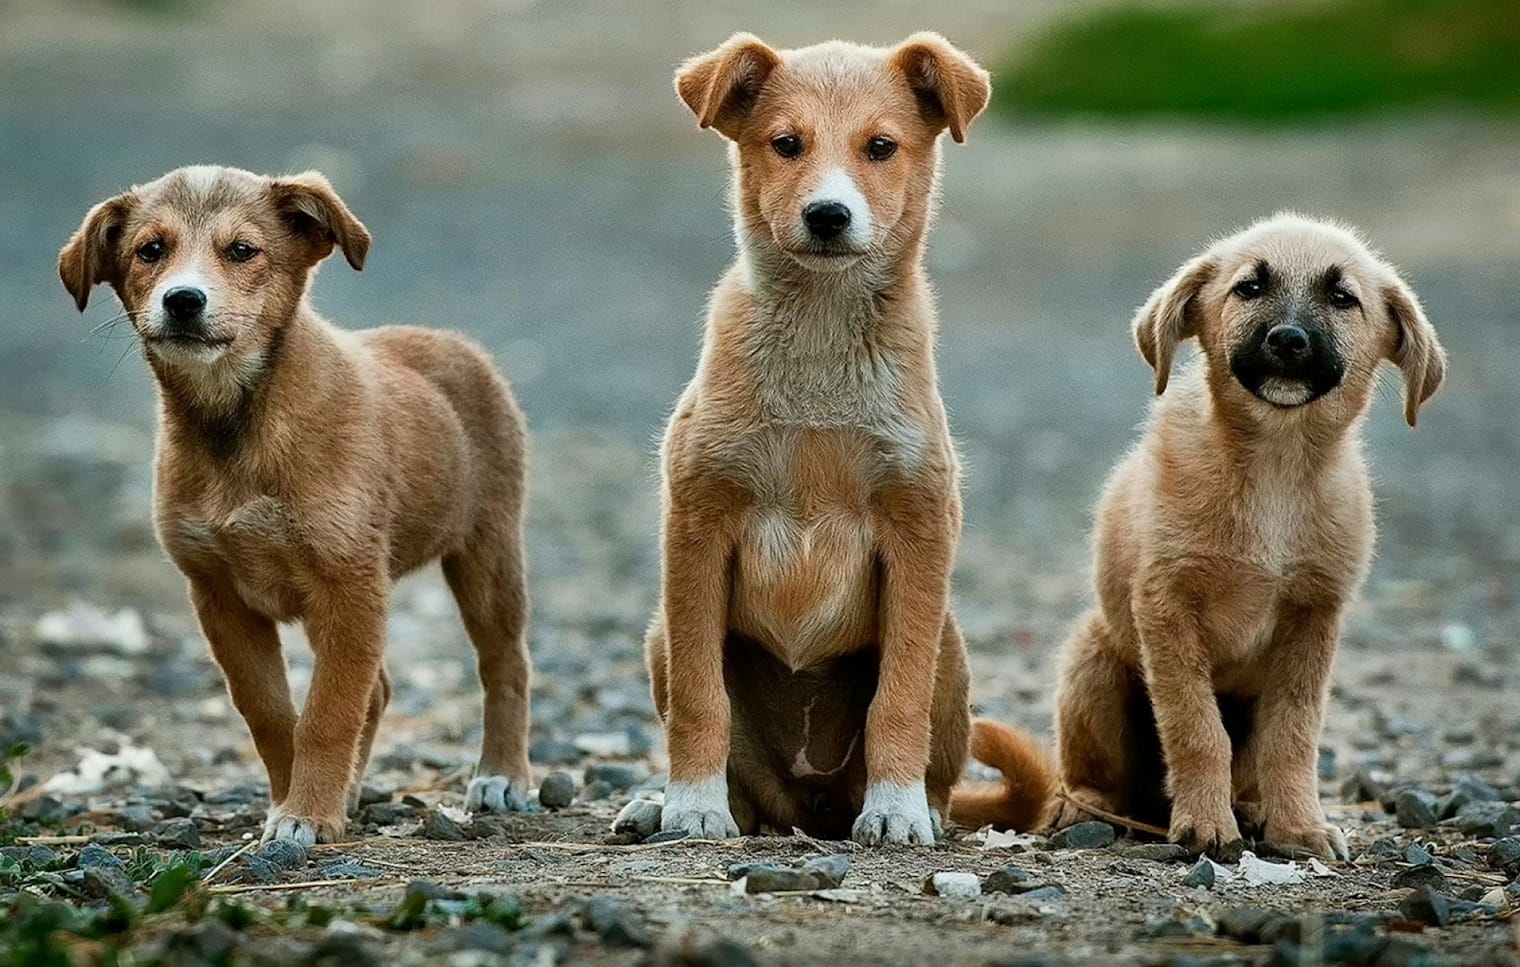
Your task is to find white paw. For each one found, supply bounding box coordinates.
[852,781,936,846]
[261,804,329,846]
[465,774,530,813]
[661,775,740,839]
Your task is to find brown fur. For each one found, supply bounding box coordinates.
[648,34,990,844]
[59,165,534,844]
[962,215,1446,858]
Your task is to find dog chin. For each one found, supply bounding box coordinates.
[147,338,233,367]
[1253,378,1317,408]
[786,249,865,273]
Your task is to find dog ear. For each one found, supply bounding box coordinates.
[675,33,782,139]
[270,172,371,270]
[890,32,992,144]
[1133,253,1217,396]
[59,193,137,312]
[1382,274,1446,427]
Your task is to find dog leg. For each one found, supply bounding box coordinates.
[348,666,391,814]
[268,580,386,845]
[190,576,297,805]
[658,503,741,839]
[1049,612,1135,829]
[1251,604,1346,860]
[925,616,971,828]
[444,535,533,813]
[853,494,953,846]
[1137,601,1242,855]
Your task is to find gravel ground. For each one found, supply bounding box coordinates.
[1,2,1517,964]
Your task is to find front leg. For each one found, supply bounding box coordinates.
[267,574,387,845]
[1136,584,1241,855]
[1250,603,1347,860]
[854,485,955,846]
[658,493,741,839]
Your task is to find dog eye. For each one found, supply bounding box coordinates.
[771,135,802,159]
[136,240,166,263]
[1328,287,1358,309]
[1232,278,1265,300]
[866,136,897,161]
[226,241,260,263]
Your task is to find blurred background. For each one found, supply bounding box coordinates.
[1,0,1516,783]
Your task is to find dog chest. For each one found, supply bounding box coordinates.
[162,496,307,620]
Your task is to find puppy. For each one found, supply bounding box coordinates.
[645,33,991,845]
[59,166,534,844]
[960,214,1446,859]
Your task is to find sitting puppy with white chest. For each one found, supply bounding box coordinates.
[963,214,1447,859]
[59,166,535,844]
[646,33,992,845]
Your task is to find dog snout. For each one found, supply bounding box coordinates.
[1264,323,1311,361]
[803,201,851,241]
[163,286,208,322]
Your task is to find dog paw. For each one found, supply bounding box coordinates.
[1169,807,1243,858]
[661,776,740,839]
[262,804,343,845]
[1264,821,1350,862]
[852,781,936,846]
[465,774,531,813]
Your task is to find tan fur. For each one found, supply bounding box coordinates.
[967,214,1445,858]
[59,166,533,843]
[650,33,989,844]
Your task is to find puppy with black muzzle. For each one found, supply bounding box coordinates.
[958,214,1447,859]
[59,165,535,844]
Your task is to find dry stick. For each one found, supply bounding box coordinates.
[209,876,396,895]
[202,839,258,885]
[522,838,743,855]
[632,875,730,885]
[1053,790,1170,839]
[15,834,92,846]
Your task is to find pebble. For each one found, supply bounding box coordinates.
[356,784,391,808]
[419,809,470,842]
[1142,913,1212,938]
[1391,864,1448,892]
[361,801,416,825]
[1393,789,1438,828]
[1017,885,1066,902]
[1401,843,1432,866]
[1451,801,1520,838]
[154,818,201,849]
[733,859,845,894]
[114,804,157,832]
[322,858,381,879]
[255,838,308,870]
[1115,843,1189,863]
[611,798,662,840]
[0,844,60,867]
[1182,858,1215,889]
[981,864,1030,894]
[653,928,758,967]
[925,871,981,898]
[1397,886,1451,927]
[529,737,583,766]
[581,897,652,948]
[1340,769,1386,804]
[578,779,615,802]
[1047,821,1115,850]
[538,771,577,809]
[157,919,240,964]
[1487,837,1520,876]
[429,922,515,955]
[584,763,645,790]
[76,844,134,897]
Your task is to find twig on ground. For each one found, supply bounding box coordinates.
[522,838,743,855]
[1053,791,1169,838]
[202,839,257,885]
[209,876,396,895]
[15,835,92,846]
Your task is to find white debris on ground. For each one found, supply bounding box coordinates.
[34,601,150,654]
[43,740,171,794]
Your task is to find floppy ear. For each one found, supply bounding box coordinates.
[270,171,371,270]
[1133,253,1217,396]
[1382,274,1446,427]
[58,193,137,312]
[675,33,782,140]
[890,32,992,144]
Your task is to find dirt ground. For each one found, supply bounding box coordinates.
[1,1,1517,964]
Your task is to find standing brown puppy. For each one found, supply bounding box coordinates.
[59,166,534,844]
[647,33,990,844]
[958,215,1446,859]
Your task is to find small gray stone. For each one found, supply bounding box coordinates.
[114,804,157,832]
[1143,914,1212,938]
[1116,843,1190,863]
[1391,864,1448,893]
[1182,858,1216,889]
[1017,885,1066,901]
[800,854,849,888]
[578,779,615,803]
[537,771,576,810]
[0,845,60,868]
[529,737,583,765]
[1451,801,1520,838]
[1398,886,1451,927]
[429,922,515,955]
[737,863,816,894]
[1394,789,1439,828]
[582,897,652,948]
[356,784,391,808]
[361,801,415,825]
[419,809,470,842]
[322,858,381,879]
[611,799,662,840]
[1487,838,1520,876]
[154,818,201,849]
[982,864,1030,894]
[1048,821,1115,850]
[925,871,981,898]
[255,837,308,870]
[1401,843,1432,866]
[584,763,645,790]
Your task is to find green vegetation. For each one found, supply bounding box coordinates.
[996,0,1520,121]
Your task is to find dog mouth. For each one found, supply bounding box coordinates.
[146,333,235,351]
[783,246,866,272]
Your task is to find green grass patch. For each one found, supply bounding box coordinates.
[995,0,1520,121]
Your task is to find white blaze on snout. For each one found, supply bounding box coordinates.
[149,267,216,331]
[808,167,873,246]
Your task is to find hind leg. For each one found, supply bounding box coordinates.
[926,616,971,832]
[444,531,533,813]
[347,666,392,813]
[1049,612,1138,828]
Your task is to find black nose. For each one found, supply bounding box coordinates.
[1265,324,1310,360]
[803,201,851,241]
[163,287,206,322]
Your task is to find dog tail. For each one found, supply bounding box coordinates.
[949,718,1057,832]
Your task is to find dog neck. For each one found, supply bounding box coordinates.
[1198,365,1365,482]
[149,305,322,463]
[733,227,930,427]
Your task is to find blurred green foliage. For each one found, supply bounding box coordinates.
[996,0,1520,121]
